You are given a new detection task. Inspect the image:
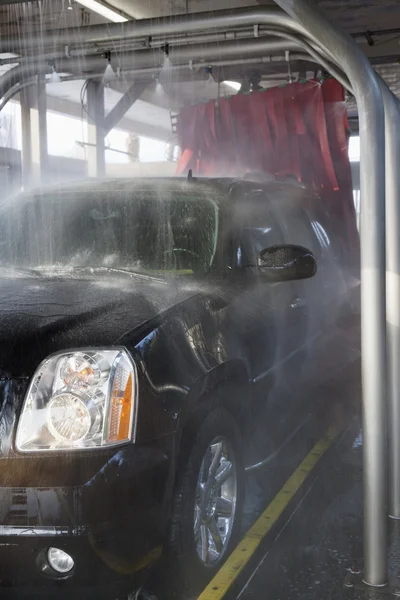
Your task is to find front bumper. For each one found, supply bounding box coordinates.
[0,533,160,599]
[0,437,173,599]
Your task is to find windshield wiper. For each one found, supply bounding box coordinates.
[71,266,163,280]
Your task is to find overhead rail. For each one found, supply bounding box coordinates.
[0,35,349,101]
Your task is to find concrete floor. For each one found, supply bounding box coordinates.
[232,420,364,600]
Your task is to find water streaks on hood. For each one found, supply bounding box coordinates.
[0,270,199,377]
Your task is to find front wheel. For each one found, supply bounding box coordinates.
[167,408,245,597]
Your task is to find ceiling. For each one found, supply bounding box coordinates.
[0,0,398,36]
[100,0,400,32]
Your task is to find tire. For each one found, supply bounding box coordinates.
[166,407,245,598]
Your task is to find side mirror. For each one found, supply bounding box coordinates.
[258,244,317,282]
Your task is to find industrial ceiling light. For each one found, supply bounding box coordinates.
[67,0,73,10]
[223,80,241,91]
[74,0,128,22]
[102,51,115,85]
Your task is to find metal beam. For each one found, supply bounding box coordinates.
[20,86,32,186]
[86,79,105,177]
[103,81,147,136]
[36,73,48,177]
[20,74,48,185]
[379,78,400,521]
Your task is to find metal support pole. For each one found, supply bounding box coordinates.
[20,86,32,186]
[379,78,400,520]
[273,0,387,587]
[86,79,105,177]
[36,72,48,179]
[19,74,48,186]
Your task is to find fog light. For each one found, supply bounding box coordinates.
[47,547,74,573]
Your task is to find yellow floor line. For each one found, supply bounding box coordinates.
[197,421,343,600]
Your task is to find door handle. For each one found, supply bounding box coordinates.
[291,296,306,309]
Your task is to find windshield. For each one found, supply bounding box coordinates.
[0,186,219,274]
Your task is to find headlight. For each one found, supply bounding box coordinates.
[16,348,137,452]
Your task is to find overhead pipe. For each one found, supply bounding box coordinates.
[0,76,77,113]
[0,7,282,52]
[90,52,319,82]
[0,52,319,114]
[0,7,317,53]
[189,51,315,71]
[59,37,302,72]
[0,30,350,97]
[0,26,301,65]
[0,37,303,98]
[0,62,49,99]
[2,1,400,51]
[0,6,349,93]
[0,5,349,87]
[82,33,349,91]
[0,38,347,110]
[251,27,351,91]
[0,27,267,65]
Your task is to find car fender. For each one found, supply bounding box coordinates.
[177,358,250,431]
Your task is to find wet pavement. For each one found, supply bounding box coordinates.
[224,371,400,600]
[234,419,364,600]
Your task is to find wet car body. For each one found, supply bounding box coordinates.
[0,178,359,598]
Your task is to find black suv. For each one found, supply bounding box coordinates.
[0,178,358,599]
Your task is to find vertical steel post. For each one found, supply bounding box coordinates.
[20,86,32,186]
[86,79,105,177]
[19,74,48,186]
[273,0,387,587]
[36,72,48,178]
[379,79,400,519]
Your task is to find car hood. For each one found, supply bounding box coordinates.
[0,270,198,377]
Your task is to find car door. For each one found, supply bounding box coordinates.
[271,196,320,358]
[296,197,360,382]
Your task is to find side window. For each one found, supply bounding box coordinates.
[232,192,285,267]
[274,200,321,257]
[275,200,340,292]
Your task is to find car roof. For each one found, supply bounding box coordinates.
[18,176,313,208]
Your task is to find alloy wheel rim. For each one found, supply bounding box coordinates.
[194,436,237,566]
